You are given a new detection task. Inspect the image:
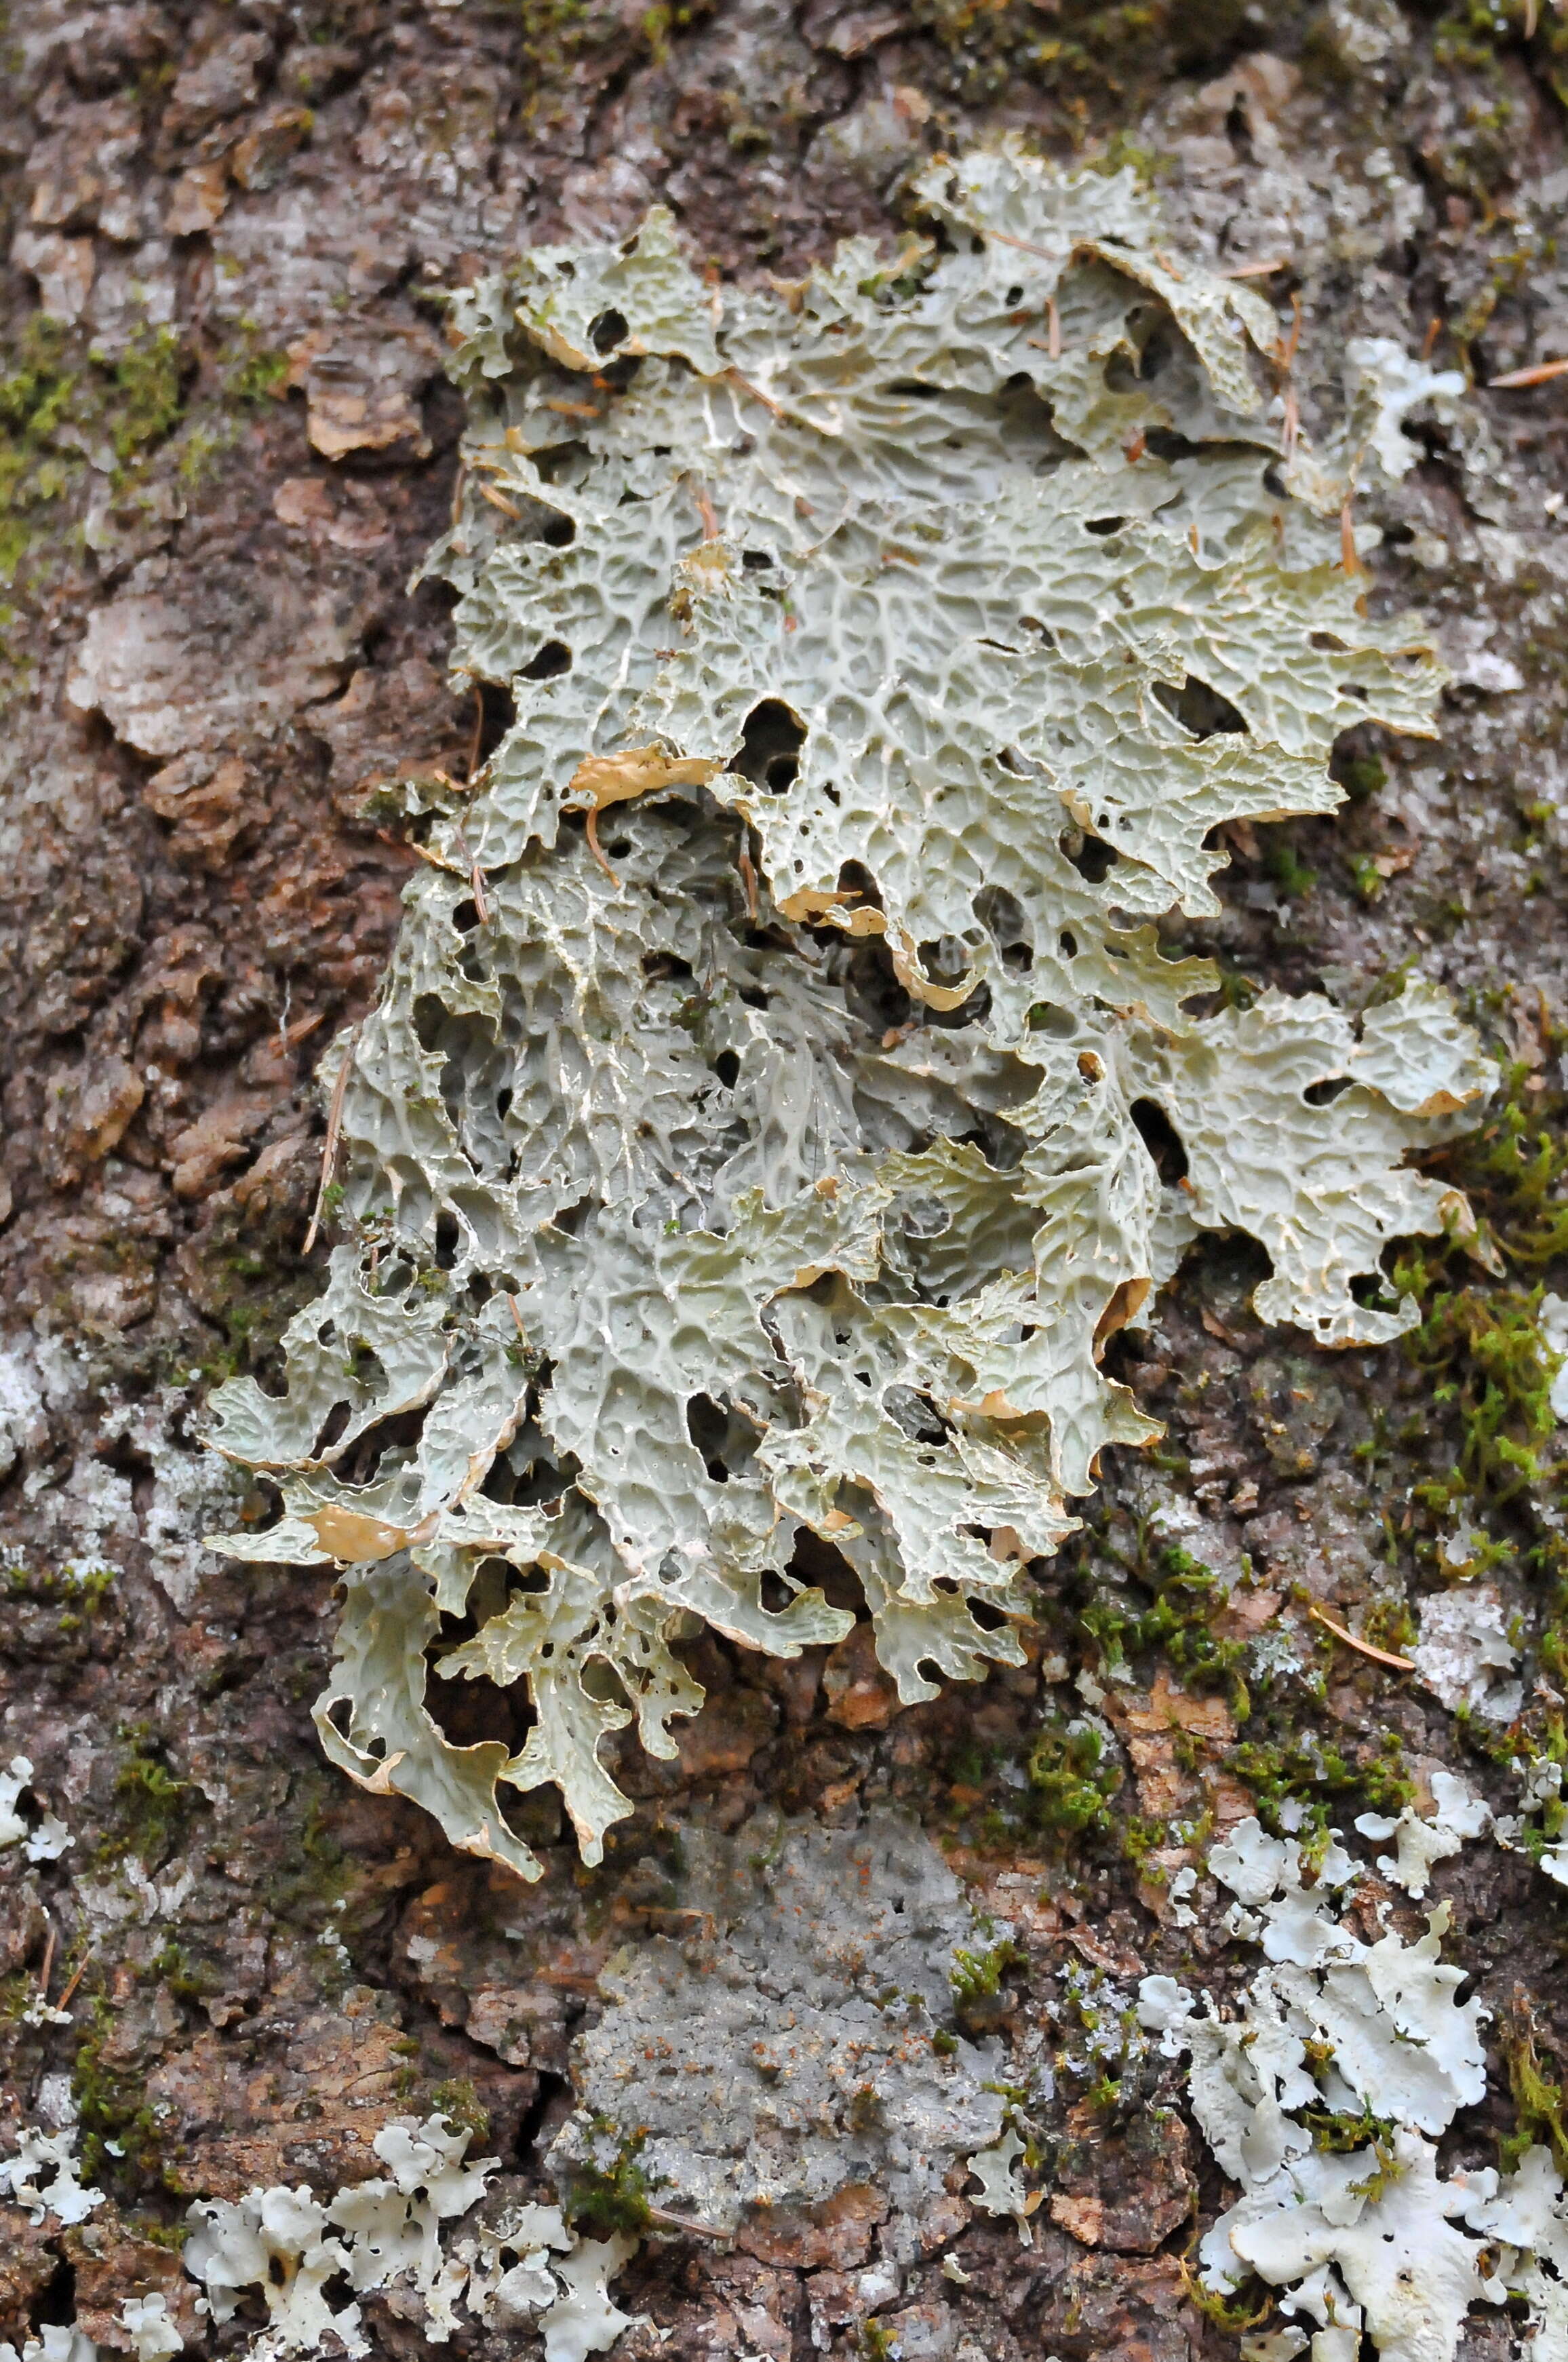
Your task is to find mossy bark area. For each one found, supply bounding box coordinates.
[1,5,1567,2359]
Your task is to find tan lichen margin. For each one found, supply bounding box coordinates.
[205,145,1493,1880]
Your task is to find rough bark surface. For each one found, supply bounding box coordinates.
[2,3,1568,2359]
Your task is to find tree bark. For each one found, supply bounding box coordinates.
[3,4,1568,2358]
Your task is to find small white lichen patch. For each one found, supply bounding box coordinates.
[1410,1585,1522,1723]
[0,2331,98,2362]
[117,2298,182,2362]
[1354,1769,1489,1899]
[0,2105,105,2228]
[1341,336,1466,483]
[182,2116,634,2361]
[966,2127,1038,2246]
[1497,1754,1568,1888]
[206,142,1492,1877]
[1540,1291,1568,1423]
[0,1755,68,1860]
[1139,1810,1568,2362]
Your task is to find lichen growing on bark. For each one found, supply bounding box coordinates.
[206,145,1493,1880]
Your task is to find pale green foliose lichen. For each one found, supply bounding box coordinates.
[207,144,1493,1878]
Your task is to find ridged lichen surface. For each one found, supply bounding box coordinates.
[208,147,1493,1878]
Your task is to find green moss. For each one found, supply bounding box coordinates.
[225,343,292,406]
[498,0,713,109]
[427,2080,492,2146]
[0,317,77,584]
[1079,1536,1249,1714]
[1177,2263,1273,2332]
[147,1939,213,2005]
[1025,1718,1122,1841]
[1394,1273,1559,1513]
[103,1730,189,1867]
[1423,1058,1568,1271]
[562,2123,653,2238]
[103,327,186,465]
[950,1931,1023,2013]
[73,1994,169,2186]
[907,0,1247,115]
[1502,2018,1568,2173]
[1231,1728,1415,1834]
[1261,831,1316,902]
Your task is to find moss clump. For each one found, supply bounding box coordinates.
[1424,1057,1568,1272]
[1230,1728,1415,1835]
[427,2080,491,2147]
[106,1733,189,1867]
[497,0,714,117]
[561,2124,653,2239]
[1502,2014,1568,2175]
[73,1993,169,2187]
[950,1931,1023,2016]
[908,0,1248,113]
[104,328,186,466]
[1398,1277,1560,1513]
[225,342,291,406]
[0,319,77,583]
[1078,1534,1250,1715]
[1024,1718,1122,1842]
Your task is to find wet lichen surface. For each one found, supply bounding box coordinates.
[4,5,1568,2361]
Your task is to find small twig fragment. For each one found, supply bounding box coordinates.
[1340,495,1362,577]
[1309,1602,1414,1672]
[467,684,486,786]
[644,2204,727,2241]
[585,806,615,880]
[725,366,785,420]
[304,1024,362,1256]
[1489,356,1568,388]
[56,1946,96,2012]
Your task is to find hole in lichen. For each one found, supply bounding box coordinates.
[732,698,806,790]
[1084,515,1126,537]
[713,1048,741,1088]
[1130,1098,1190,1185]
[471,678,517,768]
[973,883,1034,973]
[589,307,628,353]
[1154,674,1249,739]
[520,640,572,680]
[1059,829,1119,885]
[1305,1077,1351,1106]
[434,1212,460,1269]
[686,1392,733,1482]
[883,1385,952,1445]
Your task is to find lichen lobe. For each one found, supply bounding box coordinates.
[206,145,1492,1878]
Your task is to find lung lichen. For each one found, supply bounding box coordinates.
[207,146,1492,1879]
